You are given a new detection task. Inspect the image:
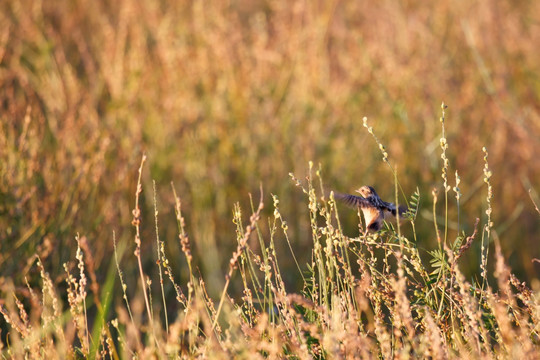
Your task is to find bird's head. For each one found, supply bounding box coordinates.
[356,185,377,198]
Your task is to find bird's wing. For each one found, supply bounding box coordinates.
[381,201,408,217]
[334,193,372,209]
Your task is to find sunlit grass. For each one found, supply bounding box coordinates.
[2,108,540,358]
[1,0,540,357]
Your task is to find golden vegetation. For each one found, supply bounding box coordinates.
[2,153,539,358]
[1,0,539,357]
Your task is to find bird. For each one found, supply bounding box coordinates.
[334,185,407,233]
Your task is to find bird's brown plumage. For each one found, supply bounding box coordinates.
[334,185,407,232]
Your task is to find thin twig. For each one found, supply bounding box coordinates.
[528,189,540,216]
[212,185,264,330]
[131,155,158,347]
[153,180,168,334]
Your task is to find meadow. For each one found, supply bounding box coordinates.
[1,0,539,358]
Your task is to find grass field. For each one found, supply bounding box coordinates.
[1,0,540,358]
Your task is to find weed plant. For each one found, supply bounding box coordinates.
[1,0,540,357]
[2,107,539,359]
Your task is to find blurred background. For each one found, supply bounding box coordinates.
[1,0,539,300]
